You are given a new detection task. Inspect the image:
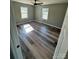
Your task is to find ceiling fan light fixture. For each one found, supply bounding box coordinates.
[31,0,43,5]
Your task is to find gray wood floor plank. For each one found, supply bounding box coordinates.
[17,21,60,59]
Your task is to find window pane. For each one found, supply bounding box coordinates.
[21,7,28,19]
[42,8,49,20]
[21,14,27,18]
[43,15,48,19]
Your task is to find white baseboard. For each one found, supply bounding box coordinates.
[34,20,61,29]
[16,20,34,25]
[16,20,61,29]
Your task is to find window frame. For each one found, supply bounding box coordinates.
[42,8,49,20]
[20,7,28,19]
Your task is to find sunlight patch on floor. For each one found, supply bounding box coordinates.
[23,24,34,33]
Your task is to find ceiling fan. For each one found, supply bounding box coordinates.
[31,0,43,5]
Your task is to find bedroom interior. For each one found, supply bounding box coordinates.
[10,0,68,59]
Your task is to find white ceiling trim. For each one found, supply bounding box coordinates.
[12,0,68,5]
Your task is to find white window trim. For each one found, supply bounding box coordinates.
[42,8,49,20]
[20,7,28,19]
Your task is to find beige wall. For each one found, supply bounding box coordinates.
[35,3,67,28]
[11,1,35,24]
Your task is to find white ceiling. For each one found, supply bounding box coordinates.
[12,0,68,5]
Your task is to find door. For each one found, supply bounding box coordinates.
[53,9,68,59]
[10,2,23,59]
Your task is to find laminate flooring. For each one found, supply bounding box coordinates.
[17,21,61,59]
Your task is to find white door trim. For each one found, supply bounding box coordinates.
[10,2,23,59]
[53,8,68,59]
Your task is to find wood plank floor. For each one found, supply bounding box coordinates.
[17,21,61,59]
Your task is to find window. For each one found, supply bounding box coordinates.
[20,7,28,19]
[42,8,49,20]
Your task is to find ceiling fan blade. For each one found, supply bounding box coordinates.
[32,0,43,5]
[35,0,38,1]
[36,3,43,4]
[34,3,43,5]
